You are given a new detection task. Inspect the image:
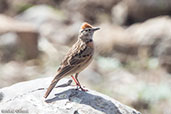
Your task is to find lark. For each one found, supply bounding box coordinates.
[44,22,100,98]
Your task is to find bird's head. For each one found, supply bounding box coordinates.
[79,22,100,40]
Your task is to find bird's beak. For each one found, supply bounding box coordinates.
[92,27,100,31]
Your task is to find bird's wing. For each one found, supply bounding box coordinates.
[57,41,93,75]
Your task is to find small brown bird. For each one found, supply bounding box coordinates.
[44,22,100,98]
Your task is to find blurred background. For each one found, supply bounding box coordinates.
[0,0,171,113]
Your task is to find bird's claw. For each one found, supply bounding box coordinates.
[75,85,88,91]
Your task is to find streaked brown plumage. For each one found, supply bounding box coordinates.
[44,22,100,98]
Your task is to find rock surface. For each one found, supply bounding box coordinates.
[0,77,140,114]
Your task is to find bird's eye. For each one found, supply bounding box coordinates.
[85,29,91,32]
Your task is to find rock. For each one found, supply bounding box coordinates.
[16,5,64,28]
[0,32,19,62]
[0,14,37,34]
[3,0,58,16]
[94,16,171,70]
[94,23,138,63]
[95,23,137,55]
[0,0,8,14]
[127,16,171,48]
[94,16,171,71]
[156,38,171,73]
[0,77,140,114]
[0,14,39,61]
[17,5,82,45]
[126,16,171,72]
[112,1,128,25]
[0,61,39,88]
[113,0,171,25]
[61,0,120,24]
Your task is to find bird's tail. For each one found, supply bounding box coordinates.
[44,76,60,98]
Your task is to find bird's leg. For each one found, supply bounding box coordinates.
[71,75,80,90]
[71,75,79,86]
[75,73,88,91]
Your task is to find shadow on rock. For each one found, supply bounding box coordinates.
[45,89,122,114]
[0,92,4,102]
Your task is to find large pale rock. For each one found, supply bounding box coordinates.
[0,77,140,114]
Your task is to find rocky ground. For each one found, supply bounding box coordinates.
[0,0,171,114]
[0,77,140,114]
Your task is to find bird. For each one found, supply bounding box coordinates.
[44,22,100,98]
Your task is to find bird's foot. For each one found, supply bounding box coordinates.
[80,86,88,91]
[75,85,88,91]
